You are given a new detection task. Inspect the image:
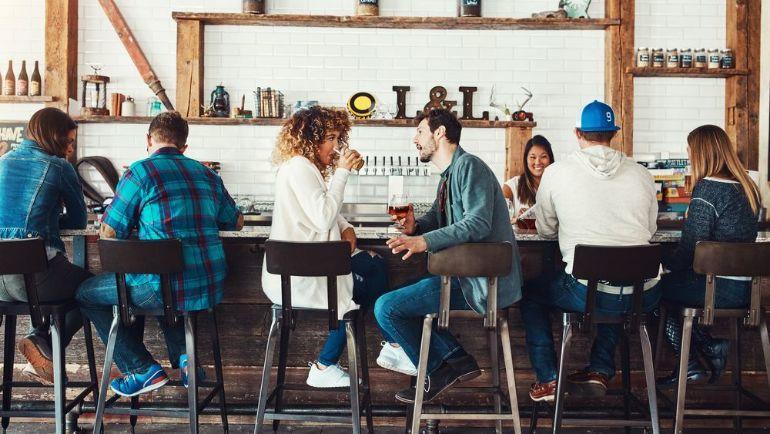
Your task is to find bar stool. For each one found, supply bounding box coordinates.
[0,238,99,434]
[92,238,228,434]
[655,241,770,434]
[254,240,373,434]
[537,244,661,434]
[409,242,522,434]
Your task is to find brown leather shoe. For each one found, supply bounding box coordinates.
[529,380,557,402]
[18,335,54,386]
[567,370,608,397]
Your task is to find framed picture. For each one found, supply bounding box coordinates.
[0,121,27,157]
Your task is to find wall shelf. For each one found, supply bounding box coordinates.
[74,115,536,129]
[0,95,55,103]
[171,12,619,30]
[627,67,749,78]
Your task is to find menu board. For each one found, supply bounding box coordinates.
[0,121,26,157]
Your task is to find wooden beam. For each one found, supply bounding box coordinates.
[605,0,634,155]
[44,0,78,113]
[746,0,761,171]
[172,13,620,30]
[726,0,751,167]
[176,19,204,118]
[504,126,533,180]
[627,67,749,78]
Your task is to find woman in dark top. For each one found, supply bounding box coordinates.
[0,108,91,385]
[657,125,760,386]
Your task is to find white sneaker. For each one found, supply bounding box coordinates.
[376,342,417,376]
[306,362,351,388]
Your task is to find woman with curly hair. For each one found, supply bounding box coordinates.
[262,106,408,388]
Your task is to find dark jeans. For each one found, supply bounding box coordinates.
[76,273,186,375]
[317,251,391,366]
[520,270,662,383]
[0,252,91,348]
[374,275,471,374]
[660,270,751,309]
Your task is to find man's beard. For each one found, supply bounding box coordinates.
[418,140,436,163]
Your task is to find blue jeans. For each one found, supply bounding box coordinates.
[76,273,186,375]
[660,270,750,308]
[318,251,391,366]
[520,270,662,383]
[374,275,471,374]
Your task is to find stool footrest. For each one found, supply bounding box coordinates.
[263,412,355,423]
[420,413,515,421]
[559,418,653,428]
[684,409,770,417]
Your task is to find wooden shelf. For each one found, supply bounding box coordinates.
[74,116,536,129]
[172,12,619,30]
[0,95,55,103]
[627,67,749,78]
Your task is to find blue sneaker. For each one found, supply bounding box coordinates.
[179,354,206,388]
[109,364,169,397]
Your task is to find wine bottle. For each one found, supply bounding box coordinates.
[30,61,41,97]
[3,61,15,96]
[17,60,28,96]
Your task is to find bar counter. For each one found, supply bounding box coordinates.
[20,228,770,428]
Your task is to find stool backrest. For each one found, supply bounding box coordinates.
[98,238,184,327]
[0,238,49,327]
[572,244,662,331]
[427,242,512,330]
[693,241,770,327]
[264,240,352,331]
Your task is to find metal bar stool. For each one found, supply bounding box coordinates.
[92,239,228,434]
[0,238,99,434]
[254,240,373,434]
[409,242,522,434]
[538,244,661,434]
[654,241,770,434]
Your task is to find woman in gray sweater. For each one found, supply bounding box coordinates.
[657,125,760,386]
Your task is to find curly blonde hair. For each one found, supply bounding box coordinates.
[273,106,352,179]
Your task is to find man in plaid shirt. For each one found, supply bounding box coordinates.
[76,112,243,397]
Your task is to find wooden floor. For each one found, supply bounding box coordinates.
[6,425,770,433]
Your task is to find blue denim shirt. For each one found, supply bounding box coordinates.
[0,139,87,254]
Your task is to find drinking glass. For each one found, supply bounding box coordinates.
[388,193,410,230]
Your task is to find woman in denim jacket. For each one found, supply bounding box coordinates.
[0,108,90,385]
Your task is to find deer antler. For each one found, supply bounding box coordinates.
[515,87,533,111]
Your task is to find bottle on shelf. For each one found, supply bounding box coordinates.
[17,60,28,96]
[30,61,41,97]
[3,60,15,96]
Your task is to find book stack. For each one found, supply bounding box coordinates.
[253,87,284,118]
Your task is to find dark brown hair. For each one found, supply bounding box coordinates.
[415,108,462,144]
[577,129,617,143]
[148,111,189,149]
[517,135,555,207]
[25,107,77,158]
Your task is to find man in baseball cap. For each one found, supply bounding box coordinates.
[520,100,660,402]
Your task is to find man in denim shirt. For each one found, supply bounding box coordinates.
[374,109,523,403]
[76,112,243,397]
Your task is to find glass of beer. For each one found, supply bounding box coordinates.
[388,193,410,229]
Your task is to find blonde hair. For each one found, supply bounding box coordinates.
[272,106,351,179]
[687,125,760,214]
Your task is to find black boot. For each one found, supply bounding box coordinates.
[656,315,707,387]
[692,326,729,384]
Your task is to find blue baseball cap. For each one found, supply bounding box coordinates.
[576,100,621,132]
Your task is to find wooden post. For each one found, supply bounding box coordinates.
[176,19,205,118]
[44,0,78,113]
[725,0,752,168]
[746,0,761,171]
[505,126,533,180]
[605,0,634,155]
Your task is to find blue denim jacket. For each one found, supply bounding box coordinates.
[0,139,87,253]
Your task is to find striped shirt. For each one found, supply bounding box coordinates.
[102,147,241,311]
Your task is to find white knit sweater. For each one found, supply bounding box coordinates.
[261,156,358,318]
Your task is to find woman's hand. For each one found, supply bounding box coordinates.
[338,149,363,171]
[341,227,357,253]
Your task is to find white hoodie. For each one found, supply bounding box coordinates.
[535,145,658,292]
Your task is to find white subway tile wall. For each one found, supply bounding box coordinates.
[1,0,727,202]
